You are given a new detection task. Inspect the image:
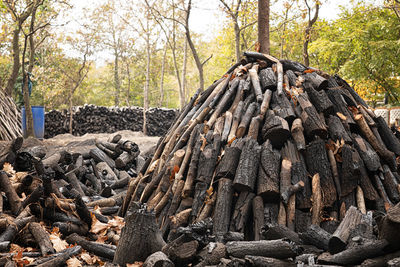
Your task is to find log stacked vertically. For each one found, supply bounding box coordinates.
[120,51,400,266]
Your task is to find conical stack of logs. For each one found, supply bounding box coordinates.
[118,52,400,266]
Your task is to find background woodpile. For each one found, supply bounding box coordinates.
[114,52,400,266]
[45,105,177,138]
[0,90,22,141]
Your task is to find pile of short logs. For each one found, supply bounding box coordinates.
[114,52,400,266]
[0,134,141,266]
[44,105,177,138]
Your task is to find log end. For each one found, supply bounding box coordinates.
[328,236,347,254]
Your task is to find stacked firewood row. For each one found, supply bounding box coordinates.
[115,52,400,266]
[0,134,141,265]
[45,105,177,138]
[0,90,22,141]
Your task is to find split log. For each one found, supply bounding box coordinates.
[304,72,328,91]
[271,90,296,124]
[377,202,400,247]
[143,251,174,267]
[228,101,244,142]
[340,144,362,197]
[262,110,290,148]
[297,93,328,139]
[352,134,380,172]
[359,164,379,202]
[249,64,263,103]
[213,178,233,239]
[190,182,208,223]
[115,151,136,169]
[206,78,239,130]
[373,174,392,208]
[354,113,396,169]
[233,138,261,192]
[326,148,341,198]
[259,89,273,119]
[356,186,367,214]
[248,116,261,140]
[375,115,400,155]
[236,102,258,138]
[382,165,400,203]
[259,67,276,90]
[162,235,198,265]
[28,222,55,256]
[291,118,306,151]
[329,206,363,254]
[327,115,352,144]
[221,111,233,143]
[226,239,298,259]
[305,138,337,207]
[215,139,243,179]
[281,181,304,205]
[0,171,21,215]
[90,147,116,168]
[299,224,331,251]
[318,240,389,266]
[196,134,221,185]
[253,196,264,241]
[182,134,202,198]
[113,206,166,265]
[257,140,281,202]
[326,88,355,126]
[302,80,333,114]
[311,174,322,225]
[230,191,255,233]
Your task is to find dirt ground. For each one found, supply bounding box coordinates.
[9,130,160,157]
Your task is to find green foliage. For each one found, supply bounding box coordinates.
[309,2,400,104]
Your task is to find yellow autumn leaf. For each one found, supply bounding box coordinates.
[66,257,82,267]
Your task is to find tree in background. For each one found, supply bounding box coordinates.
[258,0,270,53]
[302,0,319,66]
[219,0,257,62]
[309,2,400,105]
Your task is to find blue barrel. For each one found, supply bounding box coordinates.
[22,106,45,139]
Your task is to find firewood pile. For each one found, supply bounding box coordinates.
[0,90,22,141]
[113,52,400,266]
[0,134,142,266]
[44,105,177,138]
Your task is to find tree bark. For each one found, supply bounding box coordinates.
[303,0,319,66]
[258,0,270,54]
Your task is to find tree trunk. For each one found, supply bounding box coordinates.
[185,0,204,91]
[159,41,167,107]
[143,24,150,135]
[5,27,21,96]
[180,39,188,109]
[258,0,270,54]
[303,1,319,66]
[234,21,241,63]
[114,48,120,106]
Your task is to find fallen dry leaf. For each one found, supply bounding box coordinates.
[90,213,109,234]
[80,252,94,265]
[127,262,143,267]
[66,257,82,267]
[49,227,69,252]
